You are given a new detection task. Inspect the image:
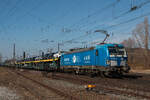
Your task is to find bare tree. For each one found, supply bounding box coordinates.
[121,37,137,48]
[132,22,145,48]
[132,17,149,68]
[121,17,150,69]
[132,17,149,48]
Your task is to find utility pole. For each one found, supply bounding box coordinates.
[12,43,16,65]
[144,17,149,50]
[0,53,2,63]
[39,50,42,56]
[42,52,44,57]
[58,43,60,53]
[144,17,149,68]
[13,43,16,60]
[23,51,26,60]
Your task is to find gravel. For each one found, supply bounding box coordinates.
[0,86,20,100]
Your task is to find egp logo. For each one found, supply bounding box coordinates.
[72,55,76,63]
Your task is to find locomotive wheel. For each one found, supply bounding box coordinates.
[75,70,79,75]
[99,71,105,78]
[103,71,111,78]
[118,71,123,76]
[90,73,95,78]
[115,71,123,78]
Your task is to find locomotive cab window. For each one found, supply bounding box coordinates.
[96,50,98,56]
[108,46,126,55]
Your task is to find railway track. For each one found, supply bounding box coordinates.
[4,67,150,100]
[8,68,79,100]
[52,73,150,100]
[5,69,42,99]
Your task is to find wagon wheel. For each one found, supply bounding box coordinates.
[41,71,48,77]
[75,70,79,75]
[74,67,80,75]
[90,73,95,78]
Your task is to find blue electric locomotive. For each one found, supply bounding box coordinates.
[60,43,130,75]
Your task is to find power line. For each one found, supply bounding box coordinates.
[67,0,121,30]
[114,0,150,20]
[1,0,21,20]
[0,0,22,35]
[3,0,80,39]
[75,0,150,33]
[13,0,46,20]
[0,0,10,16]
[60,1,121,45]
[67,0,150,35]
[63,11,150,48]
[26,0,81,33]
[0,0,45,35]
[0,0,49,36]
[86,0,150,32]
[6,0,26,19]
[105,11,150,29]
[3,0,47,26]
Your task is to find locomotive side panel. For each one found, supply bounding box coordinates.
[95,47,107,67]
[60,50,95,66]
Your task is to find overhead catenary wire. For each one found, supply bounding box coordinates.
[61,0,150,50]
[1,0,150,54]
[86,0,150,33]
[12,0,47,21]
[67,0,121,31]
[114,0,150,20]
[0,0,21,20]
[0,0,22,35]
[60,0,121,46]
[2,0,81,41]
[63,10,150,49]
[28,0,81,34]
[0,0,46,34]
[2,0,47,27]
[4,0,22,19]
[105,11,150,29]
[0,0,10,17]
[75,0,150,33]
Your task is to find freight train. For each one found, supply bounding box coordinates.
[15,43,130,77]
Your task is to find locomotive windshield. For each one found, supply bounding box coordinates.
[108,46,126,55]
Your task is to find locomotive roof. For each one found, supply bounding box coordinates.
[65,47,95,54]
[64,43,124,54]
[96,43,124,49]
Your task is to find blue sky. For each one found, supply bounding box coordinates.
[0,0,150,60]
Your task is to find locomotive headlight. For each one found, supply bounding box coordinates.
[106,60,111,65]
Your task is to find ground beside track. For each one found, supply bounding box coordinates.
[131,69,150,74]
[0,67,150,100]
[0,67,65,100]
[0,67,114,100]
